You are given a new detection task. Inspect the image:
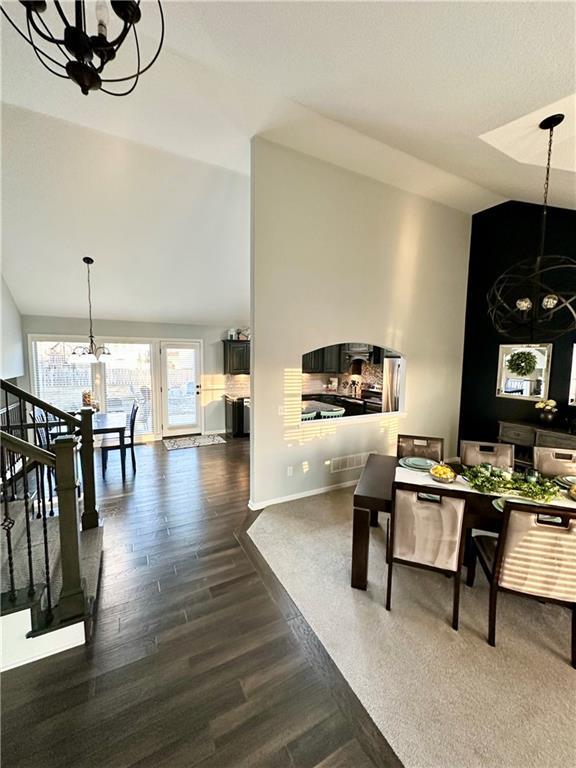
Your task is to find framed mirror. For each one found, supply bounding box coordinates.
[496,343,552,401]
[569,344,576,406]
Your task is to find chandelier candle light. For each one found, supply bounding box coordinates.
[1,1,164,96]
[72,257,110,362]
[487,113,576,342]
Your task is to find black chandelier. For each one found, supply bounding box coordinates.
[72,257,111,361]
[487,113,576,342]
[1,1,164,96]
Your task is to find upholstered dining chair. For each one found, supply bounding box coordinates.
[468,501,576,668]
[533,447,576,477]
[101,402,139,477]
[386,481,467,629]
[397,434,444,462]
[460,440,514,469]
[320,408,345,419]
[301,411,317,421]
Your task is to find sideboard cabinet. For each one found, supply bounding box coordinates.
[498,420,576,468]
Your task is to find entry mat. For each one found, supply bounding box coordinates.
[163,435,226,451]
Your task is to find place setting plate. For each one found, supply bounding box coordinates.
[398,456,438,472]
[554,475,576,490]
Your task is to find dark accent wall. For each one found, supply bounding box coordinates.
[459,200,576,442]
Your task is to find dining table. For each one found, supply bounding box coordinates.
[51,411,128,482]
[351,453,576,590]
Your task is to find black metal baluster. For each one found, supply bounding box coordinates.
[5,390,17,501]
[34,463,42,519]
[1,449,17,603]
[38,468,53,624]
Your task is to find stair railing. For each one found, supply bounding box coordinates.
[0,379,98,530]
[1,431,88,628]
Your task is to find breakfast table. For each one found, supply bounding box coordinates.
[351,453,576,590]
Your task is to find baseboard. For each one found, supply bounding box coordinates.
[248,479,357,511]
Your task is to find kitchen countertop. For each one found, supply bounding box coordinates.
[301,400,346,414]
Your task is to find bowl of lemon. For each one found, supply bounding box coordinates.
[429,463,457,484]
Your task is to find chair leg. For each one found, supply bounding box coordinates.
[385,559,393,611]
[572,604,576,669]
[101,449,107,479]
[131,444,136,473]
[452,570,461,631]
[488,583,498,647]
[466,547,477,587]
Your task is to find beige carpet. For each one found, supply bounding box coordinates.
[248,488,576,768]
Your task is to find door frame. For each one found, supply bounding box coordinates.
[158,340,204,437]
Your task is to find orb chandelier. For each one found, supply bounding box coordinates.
[487,113,576,342]
[1,1,164,96]
[72,257,111,362]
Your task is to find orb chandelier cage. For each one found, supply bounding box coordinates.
[486,112,576,343]
[72,257,111,361]
[1,1,164,96]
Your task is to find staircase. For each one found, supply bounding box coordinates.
[0,380,103,670]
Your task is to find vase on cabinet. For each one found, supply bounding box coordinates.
[539,410,556,425]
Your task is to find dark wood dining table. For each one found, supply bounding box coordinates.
[51,411,128,482]
[351,453,502,589]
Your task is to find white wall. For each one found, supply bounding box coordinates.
[1,277,24,379]
[21,315,229,434]
[250,138,471,508]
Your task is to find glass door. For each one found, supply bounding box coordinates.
[160,342,202,436]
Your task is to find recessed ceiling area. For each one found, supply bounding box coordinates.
[2,1,575,210]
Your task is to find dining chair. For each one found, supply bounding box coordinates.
[101,402,139,477]
[397,434,444,462]
[533,447,576,477]
[460,440,514,469]
[321,408,345,419]
[386,481,467,629]
[468,500,576,667]
[301,411,317,421]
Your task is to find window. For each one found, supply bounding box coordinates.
[103,343,153,435]
[31,340,93,413]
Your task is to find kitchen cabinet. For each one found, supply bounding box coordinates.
[223,340,250,375]
[322,345,342,374]
[302,349,324,373]
[225,395,250,437]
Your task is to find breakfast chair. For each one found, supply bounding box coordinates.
[386,481,467,629]
[101,402,139,477]
[468,501,576,667]
[533,447,576,477]
[301,411,317,421]
[460,440,514,469]
[397,434,444,462]
[321,408,345,419]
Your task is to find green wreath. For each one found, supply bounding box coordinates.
[506,350,537,377]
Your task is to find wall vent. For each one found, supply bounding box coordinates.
[330,452,371,473]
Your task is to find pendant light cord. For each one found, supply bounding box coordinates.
[86,260,95,345]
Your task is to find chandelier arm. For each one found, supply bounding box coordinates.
[101,0,164,82]
[0,6,67,69]
[101,25,141,96]
[105,20,131,49]
[53,1,71,28]
[26,13,69,78]
[35,7,71,61]
[26,7,66,45]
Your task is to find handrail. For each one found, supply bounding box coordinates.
[0,379,79,427]
[0,430,56,468]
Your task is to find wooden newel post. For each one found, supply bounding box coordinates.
[79,407,99,530]
[54,435,86,622]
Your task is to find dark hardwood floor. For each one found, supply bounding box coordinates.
[1,438,401,768]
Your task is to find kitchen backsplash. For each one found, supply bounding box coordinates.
[361,361,384,390]
[225,374,251,398]
[301,373,333,394]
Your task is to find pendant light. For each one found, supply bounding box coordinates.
[487,113,576,342]
[72,257,110,362]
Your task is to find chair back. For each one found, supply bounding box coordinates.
[301,411,317,421]
[393,484,466,572]
[321,409,345,419]
[30,409,49,451]
[497,501,576,603]
[460,440,514,469]
[397,434,443,462]
[533,447,576,477]
[128,402,139,441]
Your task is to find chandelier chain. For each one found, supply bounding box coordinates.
[542,126,554,210]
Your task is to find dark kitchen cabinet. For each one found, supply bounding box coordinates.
[302,349,324,373]
[322,345,342,374]
[223,340,250,375]
[224,395,249,437]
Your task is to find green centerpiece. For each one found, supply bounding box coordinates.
[462,465,560,503]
